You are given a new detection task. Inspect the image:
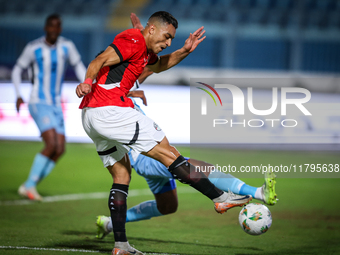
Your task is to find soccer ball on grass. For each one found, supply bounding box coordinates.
[239,203,272,235]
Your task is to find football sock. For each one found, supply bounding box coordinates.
[208,171,262,199]
[254,187,264,200]
[239,184,258,199]
[109,183,128,242]
[208,171,245,194]
[107,200,163,231]
[126,200,162,222]
[168,155,224,200]
[25,153,50,188]
[39,159,56,180]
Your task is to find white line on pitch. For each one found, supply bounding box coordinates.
[0,246,179,255]
[0,187,197,206]
[0,246,99,253]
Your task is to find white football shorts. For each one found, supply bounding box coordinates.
[81,106,165,167]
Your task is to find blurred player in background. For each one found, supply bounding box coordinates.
[11,14,86,201]
[76,11,251,255]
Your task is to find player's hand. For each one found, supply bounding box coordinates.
[130,13,144,30]
[183,26,206,53]
[76,83,92,98]
[127,90,148,106]
[16,97,24,113]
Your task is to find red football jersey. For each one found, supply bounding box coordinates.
[79,29,158,109]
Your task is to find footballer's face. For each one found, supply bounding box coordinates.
[148,22,176,54]
[44,18,62,45]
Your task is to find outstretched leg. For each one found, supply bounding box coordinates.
[143,137,252,214]
[189,158,277,205]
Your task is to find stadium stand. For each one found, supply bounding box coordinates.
[0,0,340,78]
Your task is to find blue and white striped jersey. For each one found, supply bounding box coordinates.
[12,36,86,106]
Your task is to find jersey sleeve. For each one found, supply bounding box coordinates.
[110,33,142,62]
[67,41,82,66]
[147,52,159,65]
[16,44,34,69]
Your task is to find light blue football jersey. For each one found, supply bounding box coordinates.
[15,36,85,106]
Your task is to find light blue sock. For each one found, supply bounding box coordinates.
[239,183,258,199]
[25,153,50,188]
[208,171,259,198]
[107,200,163,231]
[39,160,56,180]
[126,200,163,223]
[208,171,245,194]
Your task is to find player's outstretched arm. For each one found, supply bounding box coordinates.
[130,14,154,84]
[75,46,121,98]
[130,13,144,30]
[183,26,206,53]
[127,90,148,106]
[148,27,206,73]
[138,67,153,84]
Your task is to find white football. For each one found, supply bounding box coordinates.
[239,203,272,235]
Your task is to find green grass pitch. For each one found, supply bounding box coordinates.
[0,140,339,255]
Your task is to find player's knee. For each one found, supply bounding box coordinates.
[43,140,58,156]
[55,144,65,158]
[157,201,178,215]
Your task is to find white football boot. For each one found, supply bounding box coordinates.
[112,241,144,255]
[18,184,43,201]
[214,191,252,214]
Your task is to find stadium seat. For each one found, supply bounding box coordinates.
[315,0,333,11]
[169,5,189,20]
[214,0,235,8]
[205,5,230,22]
[274,0,295,10]
[248,8,268,25]
[4,0,111,18]
[304,10,328,29]
[328,11,340,29]
[186,5,208,20]
[3,1,20,15]
[303,0,315,10]
[303,0,334,11]
[234,0,255,9]
[195,0,213,7]
[178,0,195,6]
[267,10,287,27]
[254,0,272,9]
[237,10,251,25]
[141,0,173,17]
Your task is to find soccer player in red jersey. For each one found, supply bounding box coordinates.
[76,11,251,255]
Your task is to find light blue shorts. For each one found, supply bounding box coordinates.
[128,151,176,195]
[29,103,65,135]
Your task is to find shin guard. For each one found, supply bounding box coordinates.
[168,155,223,200]
[109,183,128,242]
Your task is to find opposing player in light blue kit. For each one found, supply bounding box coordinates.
[12,14,86,201]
